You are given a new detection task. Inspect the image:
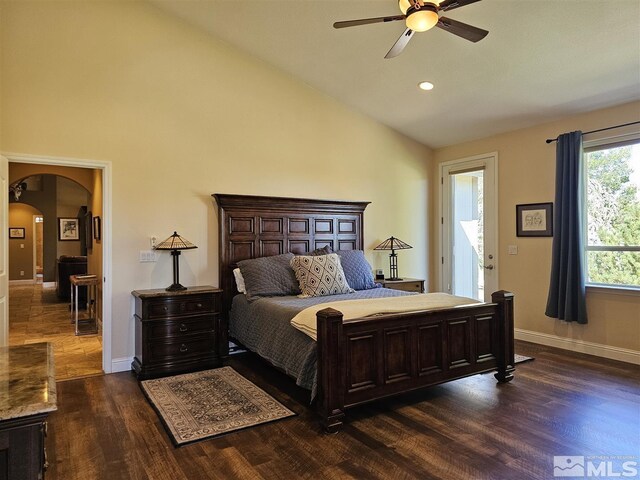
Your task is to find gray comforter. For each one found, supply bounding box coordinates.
[229,288,412,399]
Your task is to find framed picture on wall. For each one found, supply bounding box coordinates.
[93,216,101,241]
[516,202,553,237]
[8,227,25,239]
[58,218,80,241]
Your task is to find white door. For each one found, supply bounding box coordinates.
[441,153,498,302]
[0,156,8,346]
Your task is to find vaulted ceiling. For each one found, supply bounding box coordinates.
[151,0,640,148]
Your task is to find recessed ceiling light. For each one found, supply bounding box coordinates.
[418,81,434,91]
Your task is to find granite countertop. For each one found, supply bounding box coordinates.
[0,343,57,421]
[132,285,221,298]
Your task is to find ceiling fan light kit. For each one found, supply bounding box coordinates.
[405,7,439,32]
[334,0,488,58]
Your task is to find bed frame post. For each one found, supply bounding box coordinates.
[316,307,346,433]
[492,290,515,383]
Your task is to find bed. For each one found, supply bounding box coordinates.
[214,193,515,433]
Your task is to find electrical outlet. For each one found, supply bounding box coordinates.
[150,236,157,248]
[20,270,24,276]
[139,250,158,262]
[20,244,24,249]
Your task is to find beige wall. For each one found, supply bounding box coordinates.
[0,1,432,362]
[433,101,640,352]
[8,203,41,280]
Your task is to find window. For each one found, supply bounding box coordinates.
[584,137,640,288]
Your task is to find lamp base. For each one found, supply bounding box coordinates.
[385,277,403,281]
[165,283,187,292]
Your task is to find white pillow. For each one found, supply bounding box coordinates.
[233,268,247,294]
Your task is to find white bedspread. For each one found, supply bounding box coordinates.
[290,292,480,340]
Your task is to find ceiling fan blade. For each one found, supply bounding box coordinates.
[333,15,405,29]
[438,0,482,12]
[437,17,488,42]
[385,28,415,59]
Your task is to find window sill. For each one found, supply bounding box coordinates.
[586,284,640,298]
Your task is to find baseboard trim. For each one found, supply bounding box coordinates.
[111,356,134,373]
[515,328,640,365]
[9,279,35,285]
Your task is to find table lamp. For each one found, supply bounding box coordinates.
[374,236,412,281]
[154,232,197,291]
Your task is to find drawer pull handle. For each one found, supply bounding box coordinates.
[180,344,188,353]
[179,323,188,332]
[163,306,168,311]
[196,303,203,308]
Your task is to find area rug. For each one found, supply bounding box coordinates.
[141,367,295,446]
[514,354,535,364]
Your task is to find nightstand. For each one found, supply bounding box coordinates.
[375,278,425,293]
[131,286,224,380]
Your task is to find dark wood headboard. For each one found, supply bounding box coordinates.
[213,194,370,315]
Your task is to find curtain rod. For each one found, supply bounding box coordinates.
[545,120,640,144]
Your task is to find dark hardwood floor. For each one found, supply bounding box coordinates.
[46,341,640,480]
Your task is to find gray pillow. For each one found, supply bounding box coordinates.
[238,253,300,301]
[310,245,332,256]
[336,250,379,291]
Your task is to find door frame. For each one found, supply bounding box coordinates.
[438,152,499,301]
[0,156,7,346]
[2,152,114,373]
[32,214,42,280]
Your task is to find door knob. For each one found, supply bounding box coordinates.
[484,265,494,270]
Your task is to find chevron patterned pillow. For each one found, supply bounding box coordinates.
[290,253,354,298]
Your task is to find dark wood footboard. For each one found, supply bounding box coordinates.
[317,290,515,433]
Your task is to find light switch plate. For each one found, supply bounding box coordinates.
[139,250,158,262]
[508,245,518,255]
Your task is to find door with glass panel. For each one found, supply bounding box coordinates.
[441,154,498,302]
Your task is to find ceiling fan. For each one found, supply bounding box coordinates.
[333,0,488,59]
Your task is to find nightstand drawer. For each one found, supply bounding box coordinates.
[146,296,215,319]
[148,334,216,361]
[148,315,216,339]
[376,278,425,293]
[389,282,423,293]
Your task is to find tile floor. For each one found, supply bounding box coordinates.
[9,281,103,381]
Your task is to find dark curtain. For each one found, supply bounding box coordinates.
[545,131,588,324]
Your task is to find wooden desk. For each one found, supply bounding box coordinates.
[70,274,99,336]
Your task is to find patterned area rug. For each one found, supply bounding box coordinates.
[515,354,535,364]
[141,367,295,446]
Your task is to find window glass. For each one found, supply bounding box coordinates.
[585,140,640,288]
